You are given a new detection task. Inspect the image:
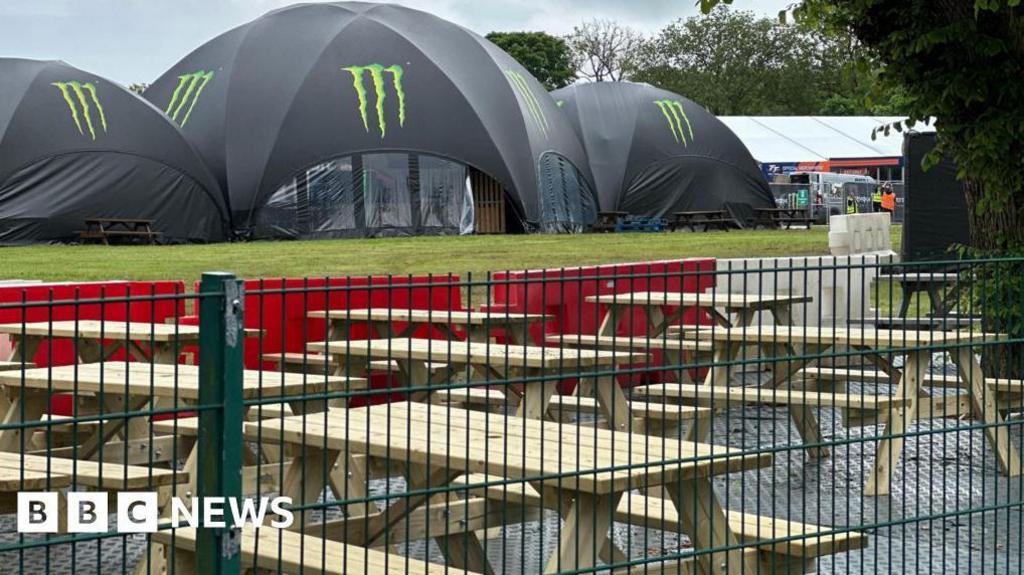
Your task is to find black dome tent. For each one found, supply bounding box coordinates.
[0,58,229,245]
[551,82,773,225]
[144,1,597,239]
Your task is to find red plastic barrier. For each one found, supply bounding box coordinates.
[0,281,188,415]
[186,276,464,406]
[488,259,716,390]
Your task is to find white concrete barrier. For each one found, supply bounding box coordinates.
[828,212,893,256]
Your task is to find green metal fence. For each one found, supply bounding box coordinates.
[0,257,1021,574]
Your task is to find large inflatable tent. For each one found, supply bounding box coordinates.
[551,82,773,226]
[0,59,229,245]
[902,131,969,262]
[144,2,597,239]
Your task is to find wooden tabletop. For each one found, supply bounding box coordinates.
[0,320,201,342]
[586,292,812,309]
[880,272,963,283]
[308,308,549,325]
[0,362,362,401]
[694,326,1004,347]
[309,337,647,369]
[245,402,770,494]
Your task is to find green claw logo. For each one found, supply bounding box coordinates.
[165,70,214,127]
[52,81,108,140]
[654,99,694,145]
[342,64,406,138]
[504,69,548,138]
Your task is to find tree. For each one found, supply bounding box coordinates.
[566,19,643,82]
[701,1,1024,253]
[628,7,896,116]
[486,31,576,90]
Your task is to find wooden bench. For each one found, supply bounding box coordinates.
[670,211,731,232]
[454,474,867,574]
[263,352,448,375]
[547,334,713,353]
[0,361,32,371]
[78,218,161,245]
[801,366,1024,393]
[434,387,711,435]
[755,208,814,230]
[634,383,910,411]
[151,526,481,574]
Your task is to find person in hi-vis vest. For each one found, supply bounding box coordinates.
[846,193,859,214]
[880,182,896,215]
[871,185,883,212]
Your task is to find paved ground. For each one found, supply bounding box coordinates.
[1,354,1021,574]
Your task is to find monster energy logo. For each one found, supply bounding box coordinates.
[165,71,214,127]
[52,81,108,140]
[342,64,406,138]
[504,70,548,138]
[654,99,694,145]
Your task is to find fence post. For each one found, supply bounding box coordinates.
[197,272,244,574]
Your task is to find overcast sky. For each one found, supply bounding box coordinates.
[0,0,789,85]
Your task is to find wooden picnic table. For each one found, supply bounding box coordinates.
[0,362,359,460]
[754,207,814,230]
[247,401,772,575]
[0,320,200,365]
[309,337,646,431]
[670,210,731,232]
[586,292,811,337]
[308,308,550,345]
[673,326,1018,495]
[880,272,964,318]
[592,210,628,233]
[78,218,160,245]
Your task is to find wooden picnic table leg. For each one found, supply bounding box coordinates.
[0,389,48,452]
[864,350,926,496]
[543,490,623,574]
[516,367,558,420]
[953,346,1022,477]
[4,334,41,364]
[280,444,341,530]
[77,394,153,460]
[592,372,633,432]
[667,477,756,575]
[896,282,914,318]
[927,285,948,316]
[397,358,432,403]
[597,304,621,337]
[764,343,829,460]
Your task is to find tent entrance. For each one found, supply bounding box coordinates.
[470,168,506,234]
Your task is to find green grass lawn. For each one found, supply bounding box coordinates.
[0,226,902,281]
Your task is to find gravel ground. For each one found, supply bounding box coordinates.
[1,354,1021,574]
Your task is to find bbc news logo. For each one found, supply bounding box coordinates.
[17,493,293,533]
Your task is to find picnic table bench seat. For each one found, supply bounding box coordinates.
[435,387,711,423]
[634,383,911,411]
[453,474,867,574]
[151,526,481,575]
[0,361,32,371]
[801,366,1024,393]
[263,351,448,375]
[546,334,714,353]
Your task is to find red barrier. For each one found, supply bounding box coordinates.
[186,276,464,406]
[0,281,188,415]
[488,259,716,390]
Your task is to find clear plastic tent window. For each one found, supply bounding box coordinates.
[255,152,474,239]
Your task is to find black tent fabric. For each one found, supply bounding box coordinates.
[550,82,773,226]
[0,58,229,245]
[902,131,970,262]
[144,2,596,239]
